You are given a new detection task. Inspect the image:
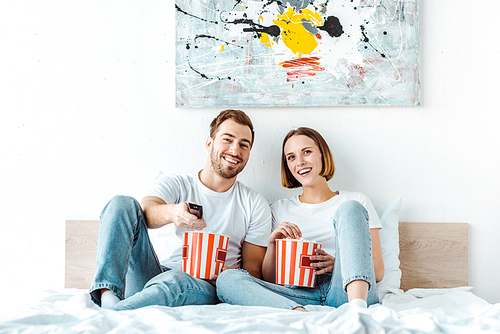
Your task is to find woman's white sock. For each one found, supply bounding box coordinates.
[101,290,120,309]
[349,298,367,309]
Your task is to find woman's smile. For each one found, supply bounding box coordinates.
[297,167,312,176]
[284,135,323,187]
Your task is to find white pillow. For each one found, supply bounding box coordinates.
[375,197,403,290]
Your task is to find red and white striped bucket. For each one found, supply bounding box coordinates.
[276,239,322,288]
[182,232,229,279]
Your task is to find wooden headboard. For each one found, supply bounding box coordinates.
[65,221,468,291]
[398,222,468,291]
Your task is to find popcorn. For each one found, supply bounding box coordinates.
[276,238,322,288]
[285,236,317,243]
[182,231,229,279]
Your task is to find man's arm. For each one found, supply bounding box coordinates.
[261,243,277,283]
[241,241,267,279]
[141,196,207,230]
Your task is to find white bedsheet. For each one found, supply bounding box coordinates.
[1,287,499,333]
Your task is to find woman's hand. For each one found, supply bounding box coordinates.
[310,248,335,275]
[268,222,302,246]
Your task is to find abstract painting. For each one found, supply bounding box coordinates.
[176,0,419,107]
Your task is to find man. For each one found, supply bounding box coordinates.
[89,109,271,310]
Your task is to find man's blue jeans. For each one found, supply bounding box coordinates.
[216,200,379,309]
[89,195,219,310]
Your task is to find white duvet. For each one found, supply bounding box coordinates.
[1,287,499,333]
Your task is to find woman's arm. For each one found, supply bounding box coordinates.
[370,228,385,282]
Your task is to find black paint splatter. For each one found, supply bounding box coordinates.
[188,62,209,79]
[231,0,245,11]
[319,16,344,38]
[360,25,386,58]
[175,4,218,25]
[186,35,243,81]
[188,61,231,81]
[360,25,369,42]
[194,34,244,49]
[222,18,281,37]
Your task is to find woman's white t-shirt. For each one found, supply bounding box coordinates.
[270,190,382,257]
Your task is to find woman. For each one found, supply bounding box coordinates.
[216,127,384,311]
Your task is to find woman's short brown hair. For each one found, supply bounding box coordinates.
[210,109,255,147]
[281,127,335,188]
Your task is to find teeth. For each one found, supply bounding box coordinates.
[298,168,311,175]
[225,156,239,164]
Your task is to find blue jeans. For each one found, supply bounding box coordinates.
[216,200,378,309]
[89,195,219,310]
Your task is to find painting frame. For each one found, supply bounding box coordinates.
[175,0,420,108]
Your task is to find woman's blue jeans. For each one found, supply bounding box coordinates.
[216,200,379,309]
[89,195,219,310]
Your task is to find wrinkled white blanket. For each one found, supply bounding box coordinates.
[1,287,499,333]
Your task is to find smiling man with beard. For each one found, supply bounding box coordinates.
[89,109,271,310]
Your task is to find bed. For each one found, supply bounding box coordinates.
[2,198,499,333]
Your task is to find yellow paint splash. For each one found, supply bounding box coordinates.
[221,44,224,52]
[259,33,273,47]
[258,15,274,47]
[272,7,323,56]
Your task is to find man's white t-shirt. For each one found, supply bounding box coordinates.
[147,173,271,271]
[270,190,382,257]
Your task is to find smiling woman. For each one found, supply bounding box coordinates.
[281,127,334,189]
[284,135,325,189]
[216,127,385,311]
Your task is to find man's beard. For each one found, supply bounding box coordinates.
[210,149,245,179]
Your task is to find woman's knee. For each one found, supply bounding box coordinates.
[218,268,242,283]
[336,200,368,221]
[339,200,365,213]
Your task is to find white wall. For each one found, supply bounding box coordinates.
[1,1,499,311]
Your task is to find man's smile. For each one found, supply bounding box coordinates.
[223,154,241,166]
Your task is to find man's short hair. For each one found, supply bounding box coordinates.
[281,127,335,189]
[210,109,255,147]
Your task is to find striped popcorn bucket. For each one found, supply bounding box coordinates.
[182,231,229,279]
[276,239,322,288]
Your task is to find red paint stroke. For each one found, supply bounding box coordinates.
[351,64,369,77]
[346,63,369,88]
[360,0,372,7]
[279,57,325,82]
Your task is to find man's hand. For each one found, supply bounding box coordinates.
[309,248,335,275]
[208,266,230,286]
[171,202,207,230]
[141,196,207,229]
